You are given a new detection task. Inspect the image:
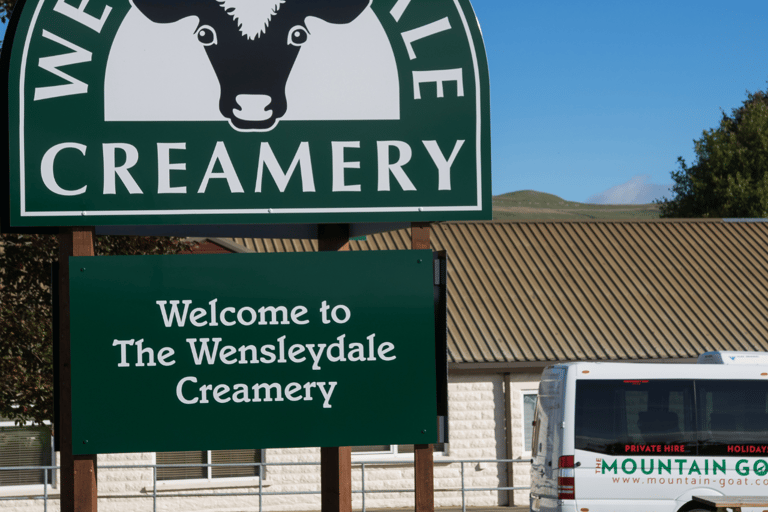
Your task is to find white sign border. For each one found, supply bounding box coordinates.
[18,0,486,219]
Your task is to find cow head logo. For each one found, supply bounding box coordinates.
[131,0,371,131]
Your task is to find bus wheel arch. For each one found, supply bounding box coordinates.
[676,499,717,512]
[675,490,722,512]
[678,506,714,512]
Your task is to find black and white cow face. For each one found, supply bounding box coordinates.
[132,0,370,131]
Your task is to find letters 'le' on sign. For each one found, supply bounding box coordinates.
[3,0,491,227]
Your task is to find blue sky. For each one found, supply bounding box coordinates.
[472,0,768,203]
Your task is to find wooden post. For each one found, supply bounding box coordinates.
[320,446,352,512]
[414,445,435,512]
[58,227,97,512]
[411,222,431,252]
[318,224,351,252]
[318,224,352,512]
[411,222,434,512]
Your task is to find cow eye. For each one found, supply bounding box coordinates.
[195,25,217,46]
[287,26,309,47]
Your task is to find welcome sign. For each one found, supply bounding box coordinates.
[69,251,437,454]
[3,0,491,228]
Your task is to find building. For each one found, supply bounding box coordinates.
[3,220,768,511]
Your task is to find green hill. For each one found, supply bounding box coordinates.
[492,190,661,220]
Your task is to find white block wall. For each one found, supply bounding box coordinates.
[437,373,507,508]
[0,372,538,511]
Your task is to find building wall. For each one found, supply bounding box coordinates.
[505,372,541,506]
[0,373,520,511]
[439,373,509,508]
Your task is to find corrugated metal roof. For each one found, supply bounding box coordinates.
[219,220,768,365]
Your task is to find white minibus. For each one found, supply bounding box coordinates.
[530,352,768,512]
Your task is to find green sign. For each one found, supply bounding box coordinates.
[69,251,437,454]
[3,0,491,228]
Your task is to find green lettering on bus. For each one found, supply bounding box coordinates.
[713,460,726,475]
[641,459,654,475]
[602,459,617,474]
[689,461,701,475]
[622,459,637,474]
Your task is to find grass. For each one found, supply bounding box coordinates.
[491,190,661,221]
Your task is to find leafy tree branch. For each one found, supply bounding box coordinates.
[658,90,768,218]
[0,234,195,426]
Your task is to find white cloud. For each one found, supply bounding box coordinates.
[587,175,672,205]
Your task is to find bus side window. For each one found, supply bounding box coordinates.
[696,380,768,454]
[575,380,695,455]
[637,410,679,437]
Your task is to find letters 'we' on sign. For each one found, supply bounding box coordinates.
[2,0,491,228]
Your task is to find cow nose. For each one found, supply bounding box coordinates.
[232,94,273,122]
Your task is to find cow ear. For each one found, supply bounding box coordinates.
[131,0,200,24]
[306,0,371,24]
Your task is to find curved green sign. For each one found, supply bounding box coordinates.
[3,0,491,228]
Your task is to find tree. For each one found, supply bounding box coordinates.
[0,0,14,23]
[0,233,195,425]
[0,0,198,427]
[658,90,768,218]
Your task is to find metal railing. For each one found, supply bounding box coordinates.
[0,458,532,512]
